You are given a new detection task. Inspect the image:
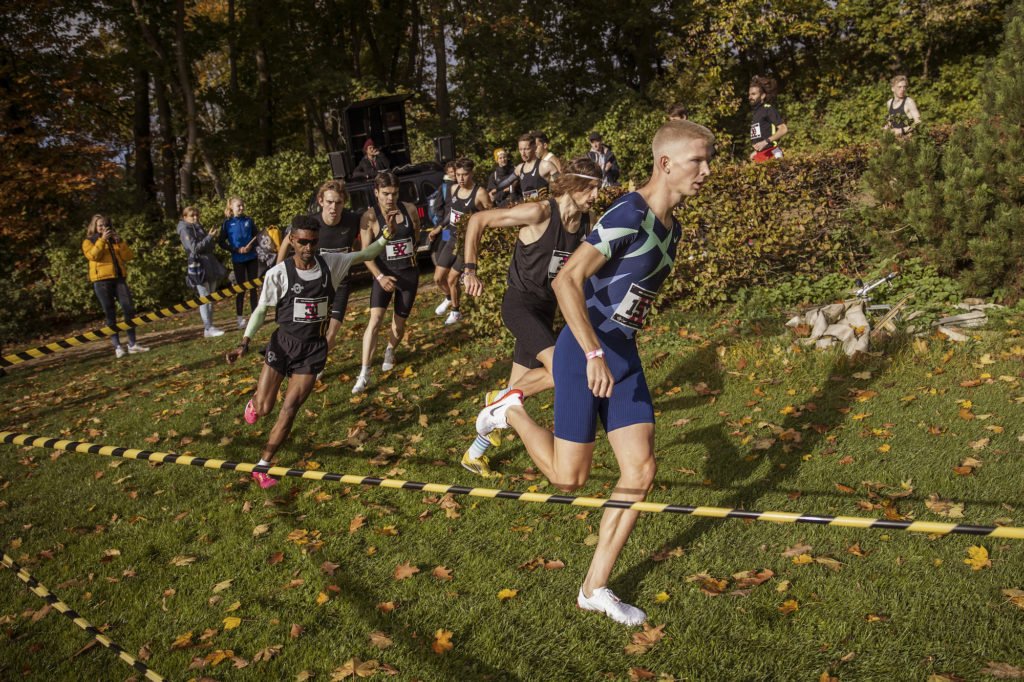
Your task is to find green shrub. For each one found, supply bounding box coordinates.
[212,151,331,230]
[858,7,1024,302]
[46,212,191,317]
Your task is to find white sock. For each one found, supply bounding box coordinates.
[257,459,271,467]
[359,365,370,377]
[468,435,492,461]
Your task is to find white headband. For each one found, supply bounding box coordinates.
[568,173,601,181]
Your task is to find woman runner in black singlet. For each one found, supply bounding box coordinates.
[457,156,602,477]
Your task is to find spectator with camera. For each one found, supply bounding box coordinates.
[177,206,228,338]
[82,214,150,358]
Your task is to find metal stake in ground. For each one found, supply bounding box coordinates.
[3,431,1022,540]
[1,553,165,681]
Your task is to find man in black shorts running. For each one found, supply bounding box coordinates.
[276,180,363,357]
[353,171,422,394]
[227,215,392,488]
[459,157,602,477]
[429,157,492,325]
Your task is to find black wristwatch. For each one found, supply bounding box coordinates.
[463,263,477,271]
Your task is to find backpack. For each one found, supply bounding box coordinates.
[427,181,451,227]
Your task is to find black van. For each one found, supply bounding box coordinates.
[307,94,446,257]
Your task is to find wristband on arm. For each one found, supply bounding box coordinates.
[585,348,604,360]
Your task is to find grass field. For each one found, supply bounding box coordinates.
[1,280,1023,681]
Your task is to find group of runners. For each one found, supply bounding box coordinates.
[219,76,916,625]
[225,119,715,627]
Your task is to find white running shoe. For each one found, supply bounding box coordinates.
[352,373,370,394]
[204,327,225,338]
[577,587,646,626]
[444,310,462,325]
[381,346,396,372]
[435,298,452,316]
[475,389,523,436]
[114,345,126,359]
[237,316,247,329]
[127,343,150,354]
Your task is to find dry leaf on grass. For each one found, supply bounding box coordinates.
[624,623,666,655]
[980,662,1024,679]
[964,546,992,571]
[393,562,419,580]
[497,588,518,601]
[369,631,393,649]
[431,629,453,655]
[331,657,380,679]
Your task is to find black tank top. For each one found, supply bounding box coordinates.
[886,98,910,129]
[275,255,334,341]
[507,199,589,301]
[519,160,549,199]
[448,185,480,227]
[372,202,417,271]
[316,210,361,255]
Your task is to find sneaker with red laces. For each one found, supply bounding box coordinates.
[251,471,278,489]
[244,398,259,425]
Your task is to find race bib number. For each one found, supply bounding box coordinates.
[611,283,657,330]
[547,250,572,279]
[293,296,328,323]
[449,208,465,225]
[386,238,414,260]
[750,122,763,141]
[319,246,350,254]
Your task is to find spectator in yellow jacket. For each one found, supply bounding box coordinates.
[82,214,149,358]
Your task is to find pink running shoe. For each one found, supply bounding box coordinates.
[244,398,259,425]
[252,471,278,489]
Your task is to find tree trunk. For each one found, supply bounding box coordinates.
[431,8,450,133]
[254,40,274,157]
[153,77,179,219]
[132,66,156,210]
[227,0,239,99]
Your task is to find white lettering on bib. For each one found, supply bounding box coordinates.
[293,297,328,323]
[611,283,656,330]
[547,250,572,279]
[386,238,414,260]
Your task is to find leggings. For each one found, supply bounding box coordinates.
[92,278,137,348]
[233,259,259,316]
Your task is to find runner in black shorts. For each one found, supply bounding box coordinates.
[458,156,602,476]
[429,157,492,326]
[514,132,558,201]
[276,179,362,356]
[226,215,392,488]
[353,171,421,394]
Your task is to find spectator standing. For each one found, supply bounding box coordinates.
[353,138,391,179]
[486,148,519,207]
[82,214,150,358]
[587,132,620,187]
[177,206,228,338]
[218,196,260,329]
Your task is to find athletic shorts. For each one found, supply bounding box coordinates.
[552,327,654,444]
[329,275,352,322]
[370,265,419,318]
[502,286,557,369]
[264,329,328,377]
[752,146,783,163]
[432,238,457,269]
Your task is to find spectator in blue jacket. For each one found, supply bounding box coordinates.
[218,196,259,329]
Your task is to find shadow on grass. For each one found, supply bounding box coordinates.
[610,335,911,599]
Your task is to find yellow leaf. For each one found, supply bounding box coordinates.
[792,553,814,565]
[222,616,241,630]
[497,588,518,601]
[654,591,670,603]
[431,629,453,655]
[316,591,330,605]
[878,444,891,453]
[778,599,799,615]
[224,600,241,612]
[401,366,415,378]
[779,405,796,416]
[851,413,870,421]
[170,631,193,649]
[964,545,992,571]
[212,579,233,593]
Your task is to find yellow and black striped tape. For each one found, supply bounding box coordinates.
[3,431,1022,540]
[1,552,165,681]
[0,278,263,368]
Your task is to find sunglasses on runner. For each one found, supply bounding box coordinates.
[295,238,319,246]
